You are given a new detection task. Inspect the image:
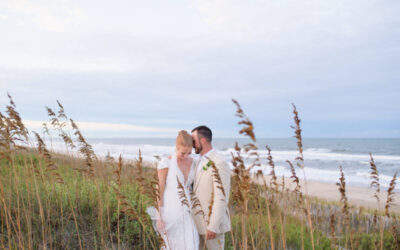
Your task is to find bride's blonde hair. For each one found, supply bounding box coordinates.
[176,130,193,148]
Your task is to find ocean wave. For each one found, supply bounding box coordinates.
[44,140,400,165]
[40,140,400,190]
[304,148,332,153]
[356,171,398,182]
[221,147,400,163]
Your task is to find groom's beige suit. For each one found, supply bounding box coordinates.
[192,149,231,250]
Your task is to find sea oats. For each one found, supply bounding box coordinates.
[385,172,397,217]
[369,153,380,203]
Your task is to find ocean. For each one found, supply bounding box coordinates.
[45,137,400,190]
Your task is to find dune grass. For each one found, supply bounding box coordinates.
[1,94,399,249]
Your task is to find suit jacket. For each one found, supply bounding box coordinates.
[192,150,231,235]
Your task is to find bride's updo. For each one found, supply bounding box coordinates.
[176,130,193,148]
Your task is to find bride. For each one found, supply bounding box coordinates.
[147,130,199,250]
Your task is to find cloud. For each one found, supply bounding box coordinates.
[0,0,399,137]
[150,118,201,125]
[194,0,400,48]
[0,0,87,31]
[23,120,180,133]
[0,58,133,73]
[0,14,8,20]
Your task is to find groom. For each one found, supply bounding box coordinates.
[191,126,231,250]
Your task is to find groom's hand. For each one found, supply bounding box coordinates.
[206,230,216,240]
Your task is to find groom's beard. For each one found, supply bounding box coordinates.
[194,142,203,154]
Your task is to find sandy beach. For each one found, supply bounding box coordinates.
[252,175,400,213]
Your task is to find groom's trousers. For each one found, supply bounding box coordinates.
[199,233,225,250]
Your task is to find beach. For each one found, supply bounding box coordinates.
[47,137,400,212]
[254,175,400,213]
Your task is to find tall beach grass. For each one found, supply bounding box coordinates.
[0,94,399,249]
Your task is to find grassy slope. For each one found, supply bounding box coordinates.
[1,152,398,249]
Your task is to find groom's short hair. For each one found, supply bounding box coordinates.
[192,125,212,142]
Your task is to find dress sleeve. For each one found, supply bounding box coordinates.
[157,157,170,170]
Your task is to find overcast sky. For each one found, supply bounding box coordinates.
[0,0,399,138]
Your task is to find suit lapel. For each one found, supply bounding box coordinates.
[194,151,216,192]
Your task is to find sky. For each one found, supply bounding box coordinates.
[0,0,399,138]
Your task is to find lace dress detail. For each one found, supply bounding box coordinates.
[147,155,199,250]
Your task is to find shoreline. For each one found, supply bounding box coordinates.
[44,148,400,213]
[252,175,400,213]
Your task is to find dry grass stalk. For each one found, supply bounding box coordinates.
[232,99,256,142]
[105,152,115,163]
[369,153,386,249]
[113,155,161,248]
[231,145,251,249]
[45,106,57,126]
[190,190,205,218]
[385,171,398,217]
[373,209,378,228]
[42,122,50,136]
[45,104,74,150]
[337,166,349,217]
[266,146,278,191]
[207,159,226,197]
[337,165,352,248]
[287,160,302,196]
[231,99,259,204]
[31,167,47,249]
[278,201,287,250]
[265,146,286,248]
[56,100,67,120]
[69,202,84,250]
[33,132,64,184]
[260,178,275,250]
[45,102,67,130]
[232,99,261,170]
[112,186,142,222]
[31,160,43,180]
[70,119,96,178]
[291,103,314,250]
[0,94,28,161]
[391,224,400,248]
[290,103,304,169]
[5,93,28,139]
[176,177,190,209]
[230,147,245,207]
[115,154,123,249]
[60,131,75,150]
[135,150,146,195]
[0,177,12,249]
[369,153,380,203]
[232,99,269,250]
[146,169,167,248]
[330,213,337,249]
[207,189,215,225]
[114,154,123,187]
[149,169,161,207]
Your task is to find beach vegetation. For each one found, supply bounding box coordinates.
[0,94,399,249]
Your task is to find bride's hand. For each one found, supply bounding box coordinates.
[157,219,165,233]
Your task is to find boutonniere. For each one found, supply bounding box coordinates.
[202,160,212,171]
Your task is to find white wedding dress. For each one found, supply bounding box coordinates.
[147,154,199,250]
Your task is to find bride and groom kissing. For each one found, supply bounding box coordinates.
[148,126,231,250]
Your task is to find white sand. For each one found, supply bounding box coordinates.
[252,175,400,213]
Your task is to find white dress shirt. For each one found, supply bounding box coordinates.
[196,148,215,175]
